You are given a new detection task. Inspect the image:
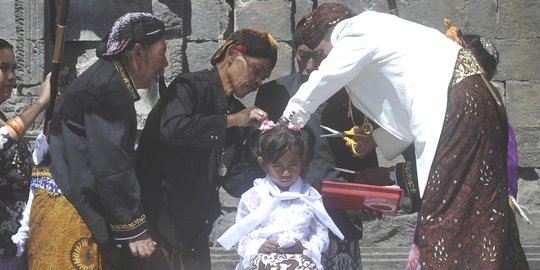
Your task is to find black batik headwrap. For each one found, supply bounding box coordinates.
[211,29,278,68]
[292,14,311,47]
[96,12,165,58]
[302,3,355,50]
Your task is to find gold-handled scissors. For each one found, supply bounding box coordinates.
[320,125,366,157]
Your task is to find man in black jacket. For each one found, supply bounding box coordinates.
[135,29,278,270]
[32,12,168,269]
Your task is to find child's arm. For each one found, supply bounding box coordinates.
[235,190,268,259]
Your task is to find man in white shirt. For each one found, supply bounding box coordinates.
[282,3,529,269]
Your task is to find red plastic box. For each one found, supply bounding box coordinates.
[320,180,404,216]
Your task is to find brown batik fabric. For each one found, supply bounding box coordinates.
[247,253,317,270]
[417,51,529,270]
[29,188,104,270]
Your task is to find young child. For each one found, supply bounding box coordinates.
[217,120,343,270]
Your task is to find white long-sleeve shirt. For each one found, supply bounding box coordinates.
[283,11,461,197]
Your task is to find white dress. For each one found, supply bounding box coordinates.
[219,176,343,269]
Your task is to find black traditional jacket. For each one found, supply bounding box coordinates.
[49,59,147,247]
[136,68,247,252]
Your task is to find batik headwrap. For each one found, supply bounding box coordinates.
[96,12,165,58]
[210,29,278,68]
[301,3,355,50]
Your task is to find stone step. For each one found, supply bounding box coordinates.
[211,245,540,269]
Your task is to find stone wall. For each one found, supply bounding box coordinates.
[1,0,539,167]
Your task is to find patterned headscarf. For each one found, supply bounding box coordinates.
[210,29,278,68]
[96,12,165,58]
[301,3,355,50]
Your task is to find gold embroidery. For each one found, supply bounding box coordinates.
[404,162,417,194]
[110,214,146,232]
[32,166,53,178]
[451,50,483,87]
[111,59,140,101]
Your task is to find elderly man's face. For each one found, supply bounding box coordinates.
[138,38,168,88]
[227,54,273,98]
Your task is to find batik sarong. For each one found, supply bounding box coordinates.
[416,50,529,270]
[28,167,103,270]
[247,253,317,270]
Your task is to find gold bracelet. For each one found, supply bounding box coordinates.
[6,118,26,138]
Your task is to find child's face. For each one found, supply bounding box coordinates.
[259,148,303,191]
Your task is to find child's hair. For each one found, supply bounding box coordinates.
[0,38,13,50]
[258,122,313,164]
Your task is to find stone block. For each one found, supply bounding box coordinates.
[514,127,540,168]
[235,0,292,41]
[165,38,184,82]
[65,0,152,41]
[15,39,45,86]
[506,80,540,128]
[190,0,230,40]
[0,1,16,38]
[399,0,462,32]
[498,0,540,40]
[496,39,540,81]
[269,41,293,81]
[185,40,218,73]
[447,0,497,38]
[152,0,184,38]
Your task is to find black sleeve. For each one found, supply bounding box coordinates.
[158,78,227,148]
[395,159,421,214]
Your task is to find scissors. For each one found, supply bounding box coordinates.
[320,125,366,157]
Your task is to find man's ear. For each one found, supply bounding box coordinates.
[257,156,266,170]
[132,43,145,64]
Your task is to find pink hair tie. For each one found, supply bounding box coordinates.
[287,122,301,132]
[259,120,277,133]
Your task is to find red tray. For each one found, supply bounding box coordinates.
[320,180,403,216]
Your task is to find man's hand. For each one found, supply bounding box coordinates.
[345,128,376,158]
[227,107,268,127]
[127,232,156,258]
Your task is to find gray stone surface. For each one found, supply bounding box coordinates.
[190,0,230,40]
[498,0,540,40]
[64,0,152,41]
[235,0,293,41]
[497,39,540,81]
[185,41,219,72]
